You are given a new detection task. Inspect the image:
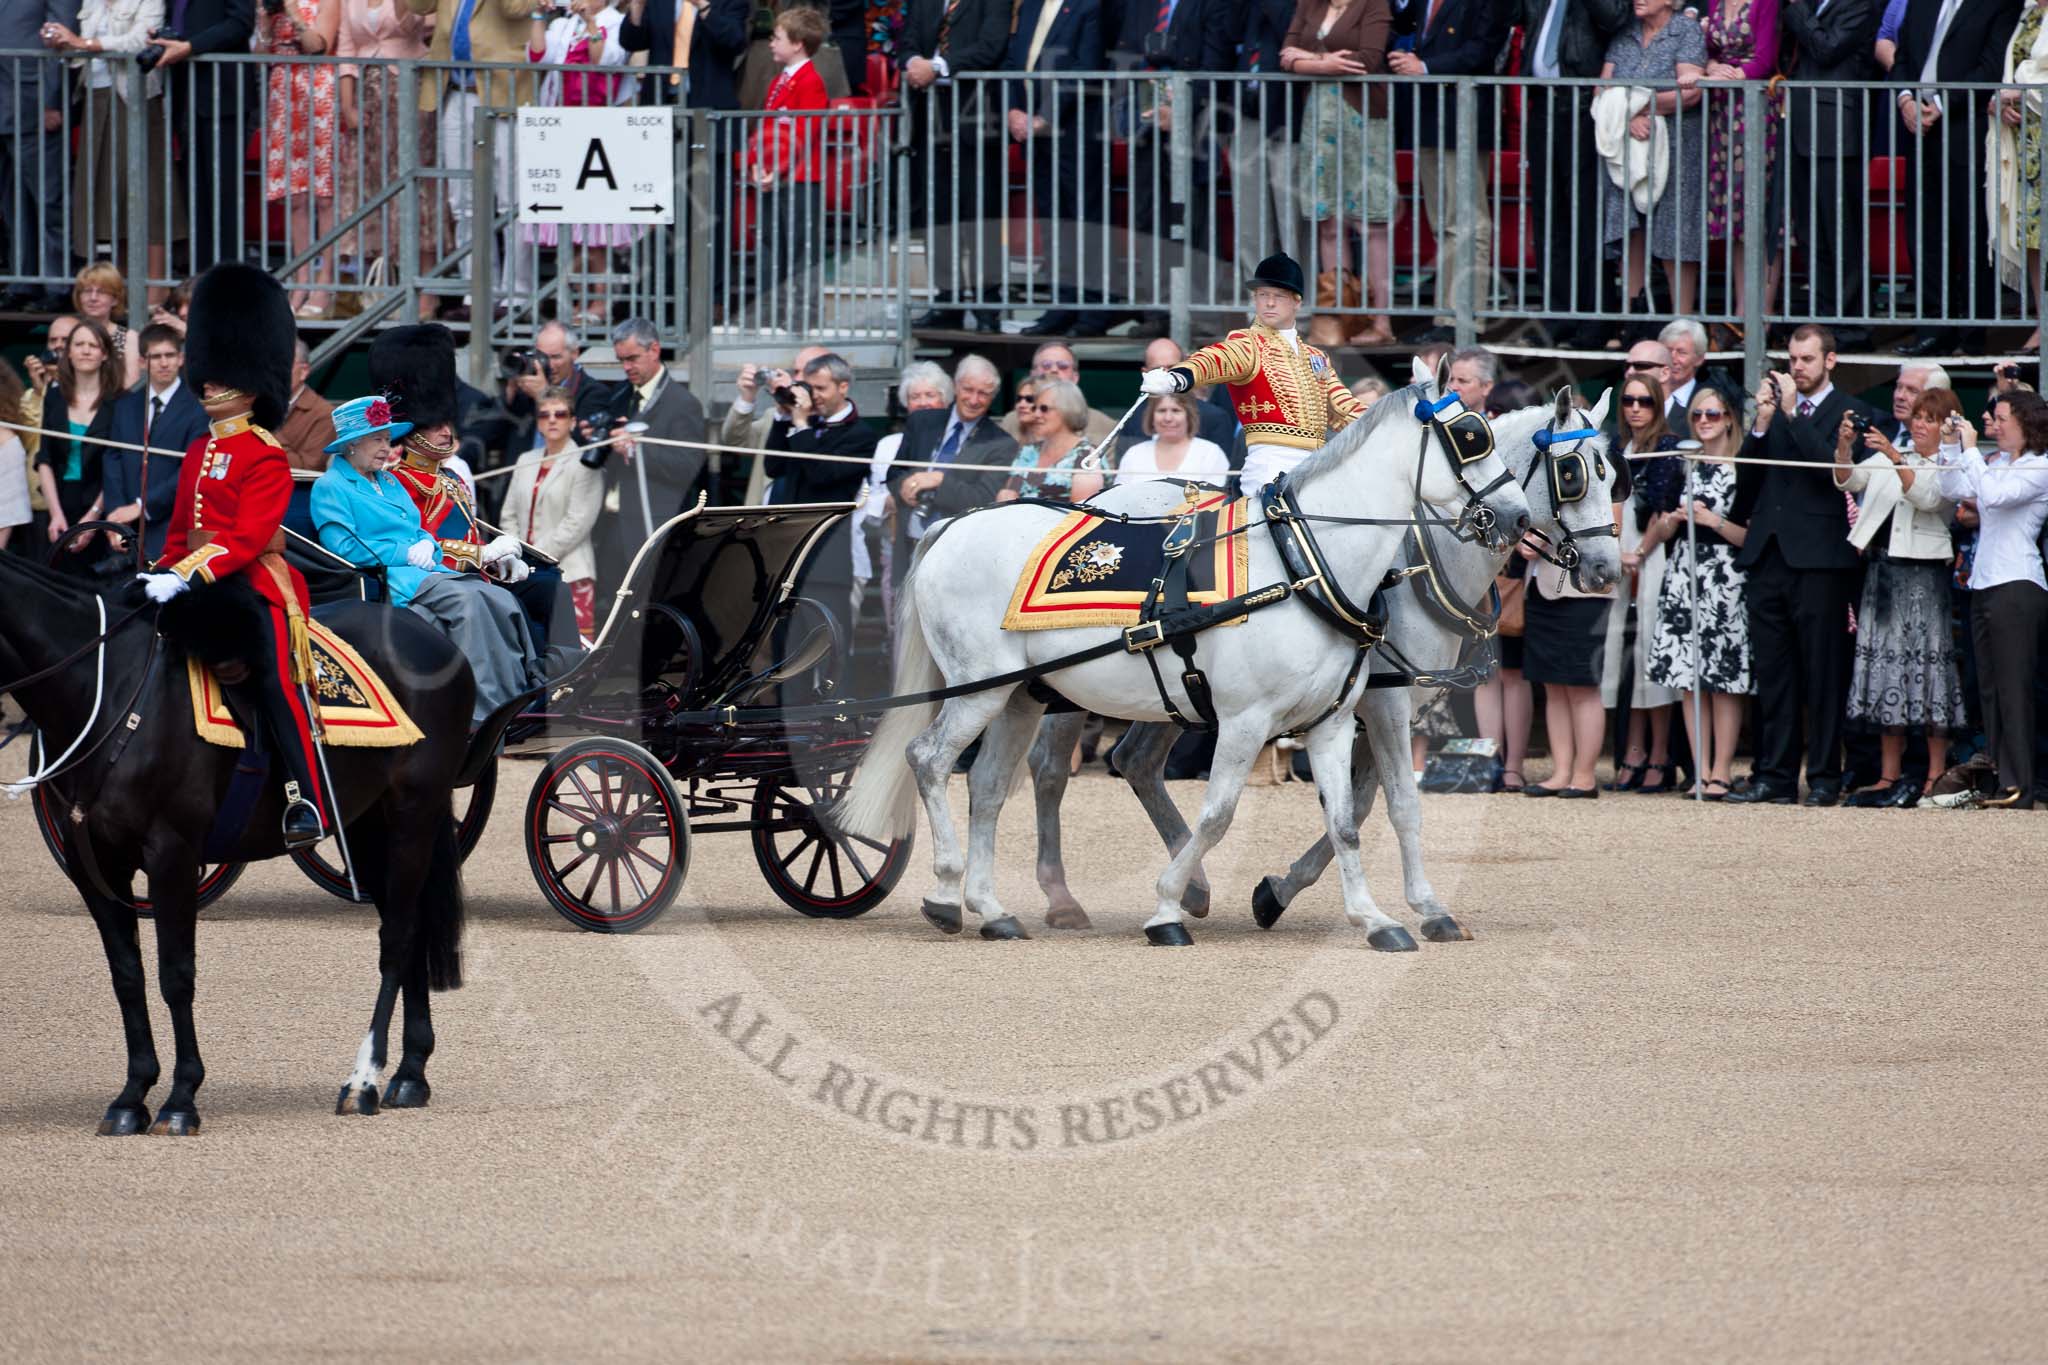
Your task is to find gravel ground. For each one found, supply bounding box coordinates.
[3,745,2044,1364]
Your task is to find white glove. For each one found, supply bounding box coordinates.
[481,534,522,566]
[1139,368,1182,396]
[488,555,532,585]
[406,539,439,570]
[137,572,188,604]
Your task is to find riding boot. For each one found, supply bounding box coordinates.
[224,677,329,850]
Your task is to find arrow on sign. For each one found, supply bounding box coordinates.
[527,204,563,213]
[629,203,666,213]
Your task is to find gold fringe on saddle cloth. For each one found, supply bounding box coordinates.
[1001,488,1253,632]
[186,590,424,751]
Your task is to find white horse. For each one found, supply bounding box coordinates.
[1025,386,1622,937]
[834,376,1533,949]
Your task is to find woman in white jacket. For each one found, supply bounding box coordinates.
[503,387,606,645]
[1833,389,1969,807]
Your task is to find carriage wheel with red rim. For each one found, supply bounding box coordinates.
[751,772,911,919]
[290,759,499,902]
[524,738,687,933]
[34,780,244,917]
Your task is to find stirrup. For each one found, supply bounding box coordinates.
[281,796,325,851]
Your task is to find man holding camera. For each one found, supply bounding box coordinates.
[504,321,609,446]
[1727,324,1883,806]
[723,346,830,501]
[763,352,873,604]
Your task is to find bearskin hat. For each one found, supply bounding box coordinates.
[368,324,460,431]
[183,263,295,431]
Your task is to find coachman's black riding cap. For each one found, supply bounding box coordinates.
[1249,252,1305,298]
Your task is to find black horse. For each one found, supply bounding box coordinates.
[1,549,483,1135]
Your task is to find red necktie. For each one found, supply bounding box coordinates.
[767,71,790,107]
[1154,0,1172,32]
[1426,0,1446,30]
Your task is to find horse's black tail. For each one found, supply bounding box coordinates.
[422,815,465,992]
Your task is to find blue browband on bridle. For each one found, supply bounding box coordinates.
[1530,425,1600,449]
[1412,392,1461,421]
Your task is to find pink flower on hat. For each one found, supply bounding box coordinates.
[367,398,392,427]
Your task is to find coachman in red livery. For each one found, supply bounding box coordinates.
[137,263,330,849]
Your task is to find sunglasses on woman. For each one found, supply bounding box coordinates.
[1016,397,1040,410]
[1693,408,1728,422]
[1620,395,1657,409]
[538,409,572,421]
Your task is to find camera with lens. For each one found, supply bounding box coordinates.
[578,409,616,469]
[772,379,811,407]
[1845,409,1872,437]
[502,347,545,378]
[137,26,184,71]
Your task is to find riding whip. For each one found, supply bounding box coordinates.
[298,679,359,901]
[1079,394,1149,475]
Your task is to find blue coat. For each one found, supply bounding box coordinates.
[310,457,446,608]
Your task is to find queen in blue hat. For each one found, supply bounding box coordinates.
[308,395,541,725]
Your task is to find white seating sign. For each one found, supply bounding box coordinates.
[516,106,675,225]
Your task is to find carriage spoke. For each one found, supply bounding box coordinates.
[624,842,670,875]
[541,834,582,845]
[837,837,873,884]
[565,768,604,816]
[618,849,650,901]
[776,833,814,872]
[825,844,844,900]
[546,797,598,823]
[802,841,825,891]
[554,849,594,881]
[581,860,606,906]
[607,861,624,911]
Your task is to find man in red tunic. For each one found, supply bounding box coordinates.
[1139,252,1362,493]
[136,263,329,849]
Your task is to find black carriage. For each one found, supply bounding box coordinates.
[32,500,911,932]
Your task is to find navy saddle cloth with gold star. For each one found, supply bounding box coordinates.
[1002,488,1253,632]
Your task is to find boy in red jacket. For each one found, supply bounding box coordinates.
[749,5,830,324]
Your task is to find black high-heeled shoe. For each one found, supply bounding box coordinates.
[1635,762,1674,794]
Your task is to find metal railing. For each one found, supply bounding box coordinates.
[5,51,2046,381]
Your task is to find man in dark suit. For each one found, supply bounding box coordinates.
[887,353,1018,580]
[1772,0,1879,349]
[1892,0,2024,356]
[602,318,707,584]
[151,0,256,272]
[1006,0,1109,337]
[1216,0,1306,296]
[1727,324,1883,805]
[100,323,207,564]
[765,352,876,608]
[0,2,77,310]
[1389,0,1511,340]
[1519,0,1629,349]
[619,0,751,108]
[903,0,1014,329]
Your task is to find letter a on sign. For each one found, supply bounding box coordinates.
[576,139,618,192]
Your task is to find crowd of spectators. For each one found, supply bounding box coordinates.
[11,0,2048,348]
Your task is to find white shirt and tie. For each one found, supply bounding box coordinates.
[1665,375,1697,424]
[1914,0,1970,113]
[144,377,183,453]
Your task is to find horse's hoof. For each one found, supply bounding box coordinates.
[384,1076,431,1109]
[147,1108,200,1137]
[1419,915,1472,943]
[920,899,963,935]
[1181,882,1210,919]
[1251,877,1289,930]
[1366,924,1419,953]
[978,915,1031,941]
[335,1083,380,1117]
[1044,903,1092,931]
[1145,922,1195,947]
[96,1104,151,1136]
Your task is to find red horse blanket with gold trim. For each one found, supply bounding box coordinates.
[1002,489,1252,631]
[187,618,424,749]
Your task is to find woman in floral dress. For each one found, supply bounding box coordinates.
[337,0,442,314]
[1701,0,1780,349]
[1989,0,2048,348]
[264,0,341,318]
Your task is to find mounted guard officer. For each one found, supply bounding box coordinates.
[1139,252,1363,493]
[134,263,329,850]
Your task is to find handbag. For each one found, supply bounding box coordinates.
[1495,575,1526,637]
[1306,268,1363,347]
